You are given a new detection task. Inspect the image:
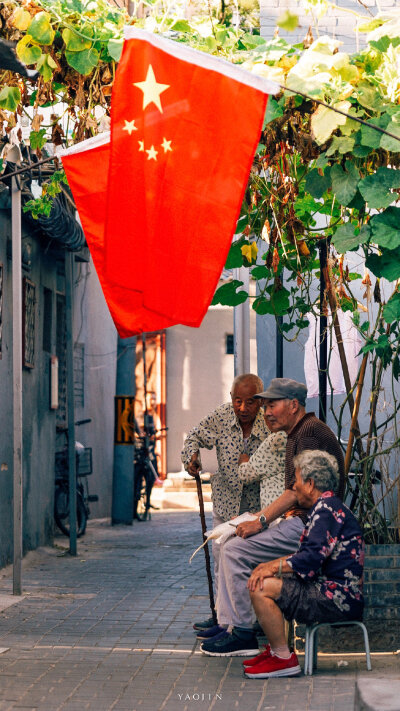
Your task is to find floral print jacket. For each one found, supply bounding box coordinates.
[287,492,364,616]
[181,403,268,520]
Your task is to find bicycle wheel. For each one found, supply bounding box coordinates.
[54,485,88,537]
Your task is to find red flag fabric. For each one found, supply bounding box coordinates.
[105,29,277,327]
[61,133,176,337]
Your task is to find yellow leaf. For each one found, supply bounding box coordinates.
[241,245,252,261]
[311,100,351,145]
[241,243,258,264]
[10,8,32,31]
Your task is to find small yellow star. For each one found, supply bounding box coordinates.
[138,140,144,152]
[161,137,172,153]
[133,65,170,113]
[146,145,158,161]
[123,119,138,135]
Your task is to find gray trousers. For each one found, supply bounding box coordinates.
[216,516,304,628]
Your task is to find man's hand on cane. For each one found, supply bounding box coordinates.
[187,452,202,477]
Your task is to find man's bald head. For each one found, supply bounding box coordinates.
[230,374,264,429]
[231,374,264,396]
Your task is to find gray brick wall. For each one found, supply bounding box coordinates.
[295,544,400,653]
[364,544,400,621]
[260,0,395,51]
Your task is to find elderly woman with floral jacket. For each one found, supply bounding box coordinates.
[244,449,364,679]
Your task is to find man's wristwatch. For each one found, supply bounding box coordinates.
[258,514,269,530]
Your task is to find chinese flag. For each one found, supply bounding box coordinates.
[105,29,277,327]
[61,133,176,337]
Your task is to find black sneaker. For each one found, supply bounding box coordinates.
[196,624,226,640]
[200,630,259,657]
[193,616,215,631]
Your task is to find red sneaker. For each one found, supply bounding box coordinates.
[242,644,272,667]
[244,651,301,678]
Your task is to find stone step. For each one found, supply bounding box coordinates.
[150,488,212,512]
[163,473,212,493]
[355,678,400,711]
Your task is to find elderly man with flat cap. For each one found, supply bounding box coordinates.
[200,377,345,657]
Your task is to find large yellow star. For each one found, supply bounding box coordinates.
[123,119,138,135]
[133,65,170,113]
[146,145,158,161]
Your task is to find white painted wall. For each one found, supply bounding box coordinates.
[73,259,118,517]
[166,302,258,474]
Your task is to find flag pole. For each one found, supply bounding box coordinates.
[194,472,217,626]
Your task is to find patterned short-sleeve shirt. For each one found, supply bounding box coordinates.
[287,493,364,617]
[181,403,268,520]
[238,431,287,508]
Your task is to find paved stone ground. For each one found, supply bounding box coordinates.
[0,512,397,711]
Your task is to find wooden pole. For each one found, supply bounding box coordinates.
[322,265,365,462]
[194,473,217,625]
[344,352,368,475]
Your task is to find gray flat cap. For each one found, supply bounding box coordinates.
[254,378,307,405]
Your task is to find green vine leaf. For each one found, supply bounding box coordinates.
[65,48,99,75]
[304,167,331,199]
[251,265,271,280]
[253,296,274,315]
[380,118,400,153]
[366,252,400,281]
[264,285,290,316]
[16,36,42,65]
[36,53,58,82]
[331,223,366,253]
[28,12,55,45]
[212,280,248,306]
[263,97,284,126]
[0,86,21,112]
[358,167,400,209]
[225,240,245,269]
[360,115,390,149]
[383,291,400,324]
[330,161,359,206]
[107,37,123,62]
[370,207,400,250]
[62,28,92,52]
[30,128,47,151]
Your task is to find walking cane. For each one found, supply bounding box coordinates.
[194,471,217,626]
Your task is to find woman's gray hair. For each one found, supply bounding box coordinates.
[293,450,339,493]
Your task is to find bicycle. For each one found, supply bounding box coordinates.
[54,419,98,538]
[133,435,158,521]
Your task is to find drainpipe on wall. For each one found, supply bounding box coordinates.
[233,266,250,376]
[11,172,23,595]
[111,336,136,525]
[65,251,77,555]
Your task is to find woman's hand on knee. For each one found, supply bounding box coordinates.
[247,562,275,592]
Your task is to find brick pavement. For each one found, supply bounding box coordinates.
[0,512,396,711]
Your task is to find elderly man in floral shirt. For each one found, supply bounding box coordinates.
[182,373,269,633]
[243,449,364,678]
